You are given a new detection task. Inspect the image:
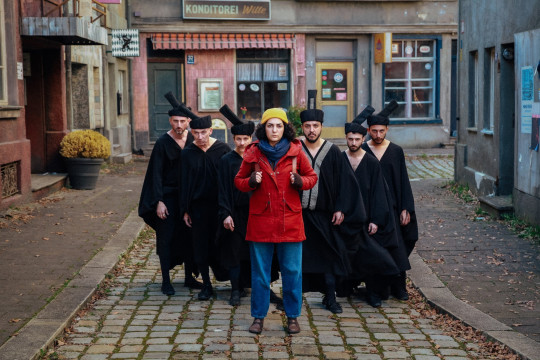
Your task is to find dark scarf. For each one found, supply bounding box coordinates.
[258,138,290,168]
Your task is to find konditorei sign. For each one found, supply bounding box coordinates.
[183,0,270,20]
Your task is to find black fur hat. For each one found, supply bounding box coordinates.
[367,100,399,127]
[219,104,255,136]
[190,115,212,129]
[300,109,324,123]
[164,91,197,118]
[345,105,375,135]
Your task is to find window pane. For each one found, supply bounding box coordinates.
[388,103,406,118]
[416,40,434,58]
[237,82,261,120]
[411,102,433,118]
[264,82,290,110]
[385,62,407,80]
[385,89,405,103]
[411,62,434,79]
[316,41,353,58]
[237,63,262,82]
[391,41,403,58]
[263,63,289,81]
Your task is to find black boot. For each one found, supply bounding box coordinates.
[184,276,204,289]
[229,290,241,306]
[323,294,343,314]
[390,272,409,301]
[161,281,175,296]
[198,283,213,300]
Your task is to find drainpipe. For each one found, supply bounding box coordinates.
[126,0,137,153]
[65,45,73,130]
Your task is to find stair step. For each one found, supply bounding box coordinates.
[478,195,513,219]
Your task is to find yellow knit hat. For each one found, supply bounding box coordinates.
[261,108,288,124]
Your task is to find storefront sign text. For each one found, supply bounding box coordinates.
[183,0,270,20]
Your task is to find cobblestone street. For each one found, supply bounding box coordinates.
[54,233,481,360]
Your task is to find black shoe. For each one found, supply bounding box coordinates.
[229,290,241,306]
[366,292,382,308]
[184,277,204,289]
[198,284,213,300]
[239,288,248,297]
[161,282,175,296]
[270,290,284,311]
[323,296,343,314]
[391,287,409,301]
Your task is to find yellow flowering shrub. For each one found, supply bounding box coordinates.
[60,130,111,159]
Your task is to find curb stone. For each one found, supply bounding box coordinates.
[0,209,145,360]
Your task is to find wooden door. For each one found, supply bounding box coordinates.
[315,62,354,139]
[147,62,183,142]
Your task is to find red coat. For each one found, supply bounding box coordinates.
[235,139,317,243]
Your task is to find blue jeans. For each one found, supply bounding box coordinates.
[249,242,302,319]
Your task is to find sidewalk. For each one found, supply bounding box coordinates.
[0,152,538,360]
[0,160,147,358]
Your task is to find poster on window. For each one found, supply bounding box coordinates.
[321,69,347,101]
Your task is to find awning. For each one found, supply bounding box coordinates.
[151,33,295,50]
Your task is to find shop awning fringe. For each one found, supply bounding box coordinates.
[151,33,295,50]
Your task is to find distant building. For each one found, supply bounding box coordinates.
[0,0,131,211]
[455,0,540,225]
[128,0,458,150]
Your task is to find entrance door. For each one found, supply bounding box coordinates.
[25,52,47,173]
[148,62,183,142]
[315,62,354,139]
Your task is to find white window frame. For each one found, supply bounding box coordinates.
[383,39,437,121]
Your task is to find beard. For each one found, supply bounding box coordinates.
[305,133,321,143]
[348,145,361,153]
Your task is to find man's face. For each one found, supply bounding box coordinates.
[346,133,364,153]
[265,118,285,145]
[192,128,212,147]
[169,116,190,135]
[368,125,388,144]
[301,121,322,143]
[233,135,252,151]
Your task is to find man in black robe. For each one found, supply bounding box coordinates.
[181,110,231,300]
[218,105,283,307]
[343,107,401,307]
[361,100,418,300]
[138,92,202,296]
[299,109,366,314]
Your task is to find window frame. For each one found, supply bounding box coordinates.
[382,36,440,124]
[483,47,495,133]
[236,50,291,120]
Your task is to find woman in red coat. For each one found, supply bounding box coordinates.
[235,108,317,335]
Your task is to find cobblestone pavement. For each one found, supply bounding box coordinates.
[405,155,454,180]
[54,234,483,360]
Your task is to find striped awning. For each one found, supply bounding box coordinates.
[151,33,295,50]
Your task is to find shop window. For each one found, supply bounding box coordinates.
[384,39,437,121]
[236,50,290,120]
[0,1,7,105]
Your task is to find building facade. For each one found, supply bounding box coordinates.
[129,0,458,150]
[455,0,540,225]
[0,0,132,211]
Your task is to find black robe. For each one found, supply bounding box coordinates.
[300,140,367,292]
[362,141,418,259]
[217,151,251,270]
[216,151,280,286]
[181,139,231,280]
[343,151,402,277]
[138,132,194,269]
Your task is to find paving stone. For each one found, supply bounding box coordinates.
[233,343,258,352]
[118,344,144,352]
[146,338,169,344]
[345,337,372,346]
[318,335,343,345]
[260,351,289,359]
[290,344,320,356]
[141,352,170,359]
[231,352,260,360]
[205,343,231,351]
[413,356,441,360]
[123,331,148,338]
[411,348,437,355]
[85,344,116,354]
[438,348,468,356]
[175,343,203,352]
[381,350,410,358]
[111,353,140,359]
[80,355,109,360]
[95,337,119,344]
[373,332,401,340]
[120,337,144,345]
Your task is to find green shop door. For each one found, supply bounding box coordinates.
[148,62,184,142]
